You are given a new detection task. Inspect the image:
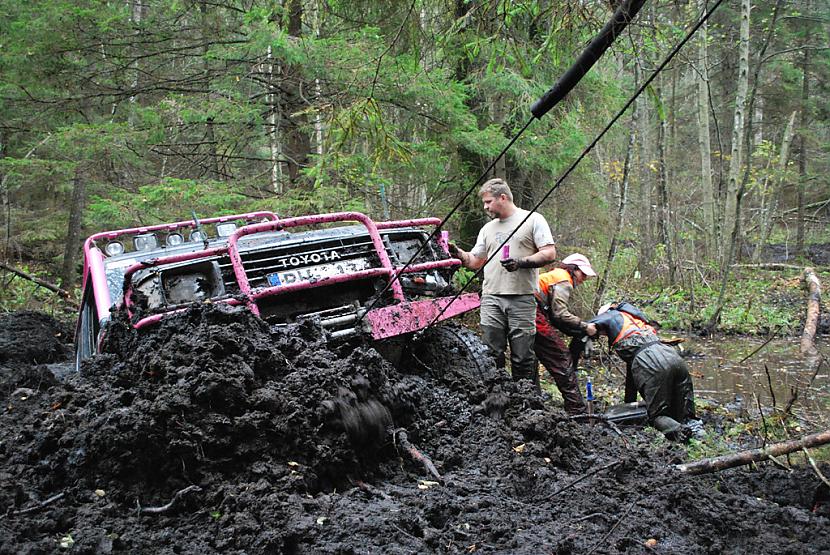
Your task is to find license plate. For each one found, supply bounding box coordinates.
[266,258,372,287]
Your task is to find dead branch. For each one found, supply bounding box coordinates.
[4,492,65,517]
[393,429,441,480]
[0,261,73,300]
[354,480,391,500]
[137,485,201,515]
[542,460,621,501]
[802,447,830,489]
[569,512,610,524]
[739,326,782,363]
[586,496,638,554]
[763,365,777,410]
[676,429,830,475]
[801,267,821,356]
[569,415,629,445]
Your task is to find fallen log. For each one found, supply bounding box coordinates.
[0,261,72,299]
[801,267,821,356]
[732,263,807,271]
[676,429,830,475]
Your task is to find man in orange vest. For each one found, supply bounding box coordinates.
[534,253,598,414]
[589,302,704,440]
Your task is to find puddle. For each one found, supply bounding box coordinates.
[681,335,829,420]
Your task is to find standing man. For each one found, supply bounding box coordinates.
[449,178,557,383]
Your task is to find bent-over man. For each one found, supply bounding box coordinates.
[590,302,704,440]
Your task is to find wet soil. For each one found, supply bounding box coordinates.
[1,308,828,554]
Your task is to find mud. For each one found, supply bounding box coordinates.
[1,308,828,554]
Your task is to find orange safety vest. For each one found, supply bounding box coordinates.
[537,268,572,297]
[612,311,656,346]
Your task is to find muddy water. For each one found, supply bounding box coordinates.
[681,335,829,419]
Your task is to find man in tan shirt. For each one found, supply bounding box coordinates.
[450,178,557,382]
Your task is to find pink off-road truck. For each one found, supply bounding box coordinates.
[74,211,492,377]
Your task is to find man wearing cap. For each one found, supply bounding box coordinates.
[534,253,597,414]
[449,178,557,383]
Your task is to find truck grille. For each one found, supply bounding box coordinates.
[217,236,382,292]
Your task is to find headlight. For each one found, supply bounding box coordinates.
[133,233,158,251]
[166,233,184,247]
[216,223,237,237]
[104,241,124,256]
[190,230,206,242]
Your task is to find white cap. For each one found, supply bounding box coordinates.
[561,253,596,277]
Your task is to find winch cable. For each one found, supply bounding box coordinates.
[357,0,648,324]
[420,0,726,331]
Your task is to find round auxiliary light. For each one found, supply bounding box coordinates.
[133,233,158,252]
[190,230,206,243]
[166,232,184,247]
[104,241,124,256]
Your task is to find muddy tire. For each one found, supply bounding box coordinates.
[408,324,499,385]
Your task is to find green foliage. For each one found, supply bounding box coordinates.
[86,179,249,229]
[0,0,827,316]
[597,248,803,334]
[451,266,478,291]
[0,265,71,313]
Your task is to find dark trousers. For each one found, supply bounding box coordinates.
[480,294,537,382]
[534,308,586,414]
[631,343,696,429]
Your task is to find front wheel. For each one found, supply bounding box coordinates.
[406,324,500,386]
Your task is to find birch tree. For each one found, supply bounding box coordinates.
[721,0,751,268]
[707,0,751,331]
[752,111,797,262]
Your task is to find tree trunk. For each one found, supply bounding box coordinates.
[695,0,715,256]
[282,0,311,183]
[200,1,221,180]
[128,0,146,126]
[676,429,830,475]
[754,110,797,262]
[0,131,8,259]
[267,44,284,194]
[801,267,821,356]
[656,86,674,284]
[60,168,86,290]
[706,0,750,332]
[595,89,638,311]
[796,4,812,257]
[721,0,750,268]
[636,74,653,279]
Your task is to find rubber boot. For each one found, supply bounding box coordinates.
[481,325,507,369]
[508,330,537,383]
[653,415,689,442]
[554,369,586,415]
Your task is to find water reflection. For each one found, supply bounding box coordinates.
[681,336,828,418]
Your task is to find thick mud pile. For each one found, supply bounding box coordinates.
[1,308,828,554]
